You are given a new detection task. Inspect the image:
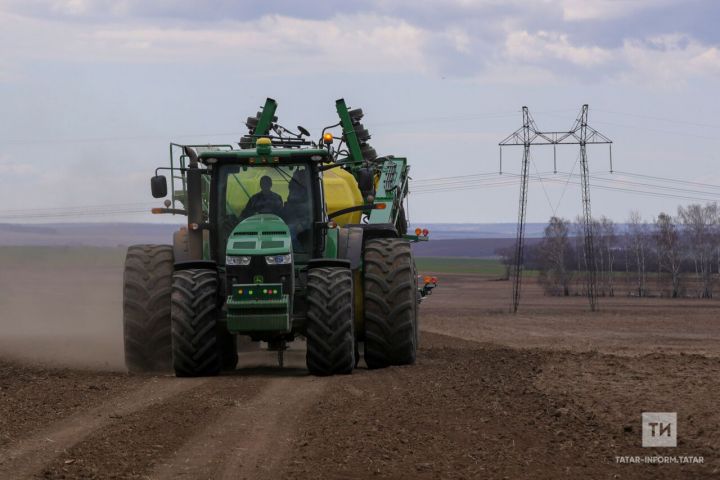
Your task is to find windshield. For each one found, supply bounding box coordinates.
[217,163,314,259]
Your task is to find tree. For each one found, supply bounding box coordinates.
[538,217,572,296]
[654,212,682,297]
[496,245,514,281]
[677,203,717,298]
[598,216,617,297]
[628,211,649,297]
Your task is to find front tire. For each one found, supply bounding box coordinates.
[171,269,222,377]
[363,238,418,369]
[306,267,355,376]
[122,245,173,372]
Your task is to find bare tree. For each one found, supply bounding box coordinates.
[599,216,617,296]
[654,212,682,297]
[678,203,717,298]
[628,211,649,297]
[496,245,514,281]
[572,215,585,294]
[538,217,572,296]
[592,217,605,296]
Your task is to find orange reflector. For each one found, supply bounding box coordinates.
[375,203,386,210]
[151,208,163,214]
[423,276,432,284]
[422,228,429,236]
[323,132,333,143]
[415,227,422,235]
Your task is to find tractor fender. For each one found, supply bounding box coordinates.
[307,258,351,270]
[173,228,191,263]
[345,223,399,243]
[174,260,218,272]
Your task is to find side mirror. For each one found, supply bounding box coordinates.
[151,175,168,198]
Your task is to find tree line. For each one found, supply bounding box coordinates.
[499,202,720,299]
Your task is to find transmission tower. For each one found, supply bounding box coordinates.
[499,105,612,312]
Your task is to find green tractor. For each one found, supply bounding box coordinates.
[122,98,435,377]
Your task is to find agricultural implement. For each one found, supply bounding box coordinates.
[122,98,436,376]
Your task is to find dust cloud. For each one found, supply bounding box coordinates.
[0,247,127,370]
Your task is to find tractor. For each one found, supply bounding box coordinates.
[122,98,436,377]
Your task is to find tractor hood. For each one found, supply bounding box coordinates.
[226,214,292,256]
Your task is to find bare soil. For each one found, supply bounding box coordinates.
[0,266,718,478]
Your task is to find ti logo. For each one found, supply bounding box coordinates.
[642,412,677,447]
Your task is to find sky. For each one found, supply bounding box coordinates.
[0,0,719,224]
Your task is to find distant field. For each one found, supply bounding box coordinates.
[0,246,126,268]
[0,248,518,277]
[416,257,507,275]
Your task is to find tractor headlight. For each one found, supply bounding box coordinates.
[226,255,251,266]
[265,254,292,265]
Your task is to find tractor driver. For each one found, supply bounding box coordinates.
[241,175,283,218]
[281,169,312,251]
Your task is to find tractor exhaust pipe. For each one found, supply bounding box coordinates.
[183,146,204,260]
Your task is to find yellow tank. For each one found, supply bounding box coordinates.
[323,168,363,226]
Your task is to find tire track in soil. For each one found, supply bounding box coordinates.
[0,376,206,479]
[39,375,267,479]
[282,333,719,479]
[151,374,326,480]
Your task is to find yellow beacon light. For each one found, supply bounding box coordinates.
[323,132,333,144]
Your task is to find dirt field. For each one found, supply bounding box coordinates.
[1,254,719,478]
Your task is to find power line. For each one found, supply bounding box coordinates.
[413,175,720,203]
[1,109,584,146]
[593,108,720,130]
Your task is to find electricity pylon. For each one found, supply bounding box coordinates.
[499,105,612,312]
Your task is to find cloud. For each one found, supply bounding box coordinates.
[505,30,612,67]
[0,11,434,74]
[1,1,719,87]
[0,161,40,175]
[619,34,720,85]
[557,0,675,21]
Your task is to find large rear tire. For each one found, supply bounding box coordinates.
[306,267,355,376]
[171,269,222,377]
[363,238,418,369]
[122,245,173,372]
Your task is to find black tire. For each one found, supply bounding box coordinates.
[306,267,355,376]
[246,116,259,129]
[171,269,222,377]
[122,245,173,373]
[348,108,364,121]
[356,129,371,142]
[363,238,418,368]
[361,144,377,161]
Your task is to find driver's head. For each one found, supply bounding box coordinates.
[260,175,272,192]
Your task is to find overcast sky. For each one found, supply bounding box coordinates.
[1,0,719,223]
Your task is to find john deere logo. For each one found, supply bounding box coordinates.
[253,275,264,284]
